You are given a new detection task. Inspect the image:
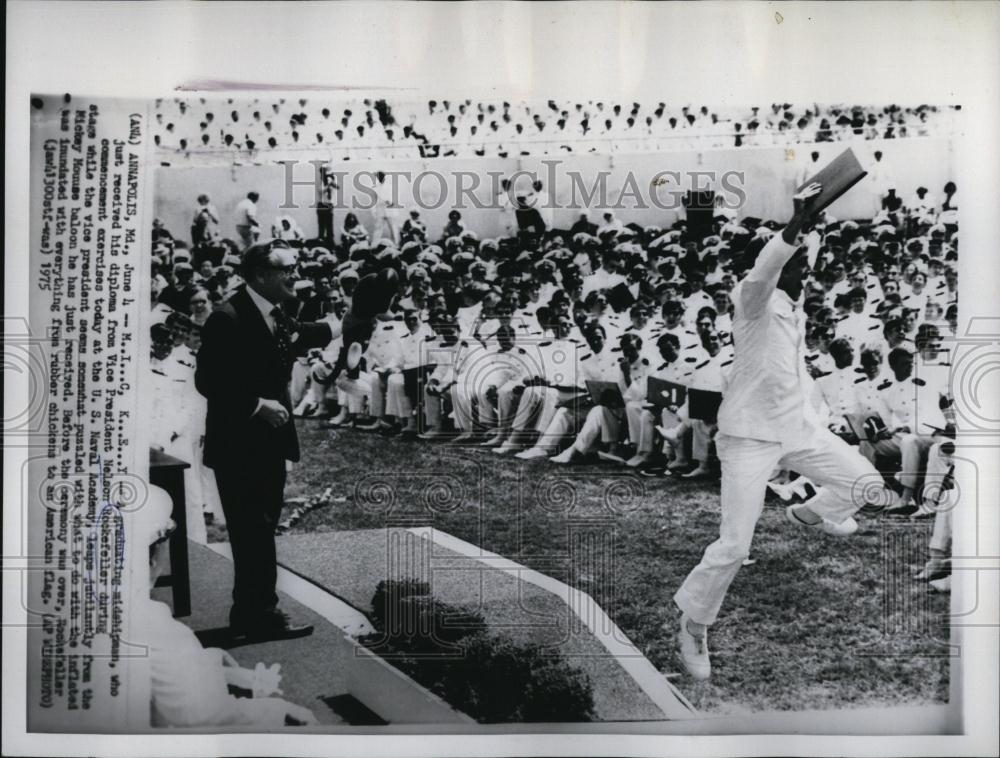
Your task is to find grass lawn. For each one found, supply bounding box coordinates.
[271,419,951,714]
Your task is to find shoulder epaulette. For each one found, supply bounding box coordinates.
[580,353,593,361]
[721,359,733,367]
[854,376,866,384]
[152,369,166,376]
[877,380,892,390]
[685,356,697,363]
[695,359,710,369]
[913,377,926,386]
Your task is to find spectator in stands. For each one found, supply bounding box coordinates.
[234,191,261,248]
[192,194,221,245]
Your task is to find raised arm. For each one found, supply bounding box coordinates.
[740,182,822,317]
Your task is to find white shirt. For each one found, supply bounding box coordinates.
[235,197,258,227]
[717,234,822,444]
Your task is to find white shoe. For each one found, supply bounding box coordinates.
[494,440,520,455]
[293,400,315,418]
[515,447,549,460]
[786,504,859,536]
[551,446,579,465]
[625,453,650,468]
[677,613,711,681]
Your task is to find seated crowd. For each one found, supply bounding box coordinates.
[150,174,959,595]
[152,97,960,160]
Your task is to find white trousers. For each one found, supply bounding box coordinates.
[534,407,574,451]
[675,426,882,625]
[450,383,476,431]
[859,433,937,490]
[289,360,311,408]
[385,372,412,419]
[336,371,373,414]
[924,440,956,553]
[572,406,622,452]
[525,386,578,433]
[497,380,537,432]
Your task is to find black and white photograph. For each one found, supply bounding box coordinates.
[143,93,962,727]
[4,2,999,756]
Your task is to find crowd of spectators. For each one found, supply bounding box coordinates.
[144,158,961,728]
[149,170,959,595]
[152,98,960,161]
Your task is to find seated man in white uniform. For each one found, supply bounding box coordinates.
[385,309,434,435]
[551,332,647,464]
[673,182,895,681]
[517,320,620,460]
[623,332,691,470]
[495,316,585,455]
[418,314,464,440]
[682,328,730,479]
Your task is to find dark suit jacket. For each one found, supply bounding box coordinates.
[195,286,332,469]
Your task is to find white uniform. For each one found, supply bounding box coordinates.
[816,366,862,429]
[626,359,692,456]
[384,324,432,421]
[516,338,586,435]
[675,233,882,626]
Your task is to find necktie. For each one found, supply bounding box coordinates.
[271,307,296,374]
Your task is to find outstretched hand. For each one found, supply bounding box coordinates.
[793,182,822,221]
[783,182,823,243]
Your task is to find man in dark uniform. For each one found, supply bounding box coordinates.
[195,239,334,641]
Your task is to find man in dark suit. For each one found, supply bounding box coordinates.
[195,239,334,642]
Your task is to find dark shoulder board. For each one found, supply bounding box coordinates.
[721,359,733,367]
[580,353,593,361]
[877,380,892,390]
[685,356,697,363]
[695,359,710,369]
[913,377,927,386]
[854,376,866,383]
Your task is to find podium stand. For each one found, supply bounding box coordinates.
[149,449,191,617]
